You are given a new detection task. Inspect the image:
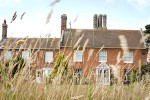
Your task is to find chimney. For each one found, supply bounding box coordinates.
[2,20,7,39]
[98,14,102,29]
[61,14,67,34]
[102,14,107,29]
[93,14,98,29]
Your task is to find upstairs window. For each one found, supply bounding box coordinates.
[99,50,107,62]
[73,50,83,62]
[4,51,12,61]
[22,51,30,61]
[45,52,53,62]
[124,51,133,63]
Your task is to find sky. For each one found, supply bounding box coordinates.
[0,0,150,39]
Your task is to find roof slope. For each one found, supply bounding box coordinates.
[61,29,145,49]
[0,38,60,49]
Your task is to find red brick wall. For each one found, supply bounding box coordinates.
[0,49,59,78]
[61,47,147,78]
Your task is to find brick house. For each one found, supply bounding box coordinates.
[0,20,60,83]
[0,14,147,84]
[60,14,147,84]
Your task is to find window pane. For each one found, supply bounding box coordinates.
[74,50,83,62]
[43,68,53,77]
[22,51,30,60]
[99,50,107,62]
[45,52,53,62]
[124,52,133,63]
[4,51,11,61]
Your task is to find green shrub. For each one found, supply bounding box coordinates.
[48,52,72,84]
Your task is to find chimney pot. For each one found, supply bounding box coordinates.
[2,19,7,39]
[93,14,98,29]
[98,14,102,29]
[61,14,67,34]
[102,14,107,29]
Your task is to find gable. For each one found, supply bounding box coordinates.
[97,63,110,69]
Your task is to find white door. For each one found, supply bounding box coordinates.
[103,69,110,85]
[97,68,110,85]
[36,69,41,83]
[96,63,111,85]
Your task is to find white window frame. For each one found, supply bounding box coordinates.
[4,51,12,61]
[73,50,83,62]
[123,51,133,63]
[22,51,30,61]
[99,50,107,62]
[45,51,53,62]
[43,68,53,77]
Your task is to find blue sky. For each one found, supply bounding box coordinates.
[0,0,150,38]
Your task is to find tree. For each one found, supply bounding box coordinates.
[144,24,150,34]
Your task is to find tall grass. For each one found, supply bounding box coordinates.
[0,34,149,100]
[0,1,149,99]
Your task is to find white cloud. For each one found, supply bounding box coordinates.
[127,0,150,10]
[0,0,21,7]
[6,12,61,38]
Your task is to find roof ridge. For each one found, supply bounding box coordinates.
[67,28,140,31]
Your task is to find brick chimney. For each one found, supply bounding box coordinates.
[102,14,107,29]
[93,14,98,29]
[61,14,67,34]
[2,20,7,39]
[98,14,102,29]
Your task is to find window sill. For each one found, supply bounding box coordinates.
[124,62,133,64]
[45,61,53,63]
[73,61,82,62]
[99,61,107,63]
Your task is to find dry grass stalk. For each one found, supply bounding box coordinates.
[46,10,53,24]
[73,34,84,49]
[119,35,129,53]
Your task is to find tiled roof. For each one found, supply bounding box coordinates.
[61,29,145,49]
[0,38,60,49]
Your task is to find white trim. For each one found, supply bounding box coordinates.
[96,63,110,85]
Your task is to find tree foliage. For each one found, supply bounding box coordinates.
[3,55,25,78]
[144,24,150,34]
[48,52,71,83]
